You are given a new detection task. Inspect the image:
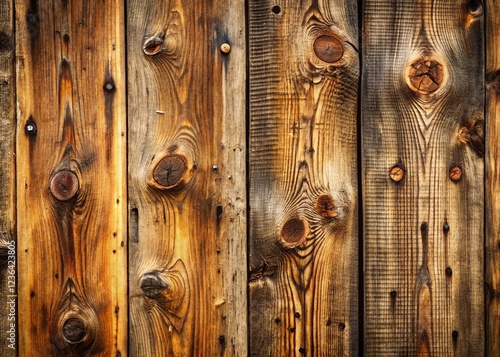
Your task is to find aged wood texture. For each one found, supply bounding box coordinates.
[127,0,247,355]
[15,0,127,355]
[363,0,484,355]
[486,0,500,355]
[0,0,16,354]
[248,1,359,355]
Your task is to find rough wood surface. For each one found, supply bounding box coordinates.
[127,0,247,355]
[248,1,359,355]
[0,0,16,354]
[363,0,484,355]
[15,0,127,355]
[486,0,500,355]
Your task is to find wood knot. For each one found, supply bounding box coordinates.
[389,166,404,183]
[140,273,169,299]
[279,218,309,248]
[407,57,444,95]
[62,317,86,344]
[314,194,337,218]
[152,155,187,189]
[313,35,343,63]
[143,36,163,56]
[50,170,79,201]
[449,166,462,182]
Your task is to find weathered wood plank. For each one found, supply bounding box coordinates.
[15,0,127,355]
[127,0,247,355]
[486,0,500,355]
[248,1,359,355]
[363,0,484,355]
[0,0,16,354]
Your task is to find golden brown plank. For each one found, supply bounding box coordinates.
[486,0,500,355]
[127,0,247,355]
[0,0,16,354]
[363,0,484,355]
[15,0,127,355]
[248,1,359,355]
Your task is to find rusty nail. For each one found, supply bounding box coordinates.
[390,166,404,182]
[220,43,231,54]
[50,170,79,201]
[313,35,343,63]
[449,166,462,182]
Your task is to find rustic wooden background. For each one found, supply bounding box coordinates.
[0,0,498,355]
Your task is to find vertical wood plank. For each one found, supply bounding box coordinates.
[486,0,500,355]
[363,0,484,355]
[15,0,127,355]
[126,0,247,355]
[0,0,16,354]
[248,1,359,355]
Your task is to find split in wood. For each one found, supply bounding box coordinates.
[407,57,444,95]
[313,35,343,63]
[50,170,79,201]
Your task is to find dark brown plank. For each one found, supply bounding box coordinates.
[0,0,16,354]
[363,0,484,355]
[248,1,359,355]
[126,1,247,355]
[15,0,127,355]
[486,0,500,355]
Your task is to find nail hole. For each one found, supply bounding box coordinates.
[466,0,482,15]
[143,37,163,56]
[271,5,281,14]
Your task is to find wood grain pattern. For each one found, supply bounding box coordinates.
[126,0,247,355]
[0,0,16,354]
[486,0,500,355]
[362,0,484,355]
[248,1,359,355]
[15,0,127,355]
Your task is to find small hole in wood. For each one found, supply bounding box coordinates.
[271,5,281,14]
[466,0,482,15]
[143,37,163,56]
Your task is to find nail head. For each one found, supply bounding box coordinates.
[220,43,231,54]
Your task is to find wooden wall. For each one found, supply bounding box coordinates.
[0,0,497,356]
